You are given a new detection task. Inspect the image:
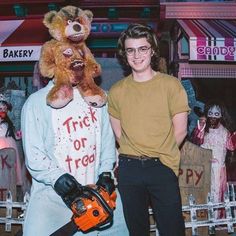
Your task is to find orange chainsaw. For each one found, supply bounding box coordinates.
[50,184,117,236]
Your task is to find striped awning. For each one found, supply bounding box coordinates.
[0,19,50,62]
[178,19,236,62]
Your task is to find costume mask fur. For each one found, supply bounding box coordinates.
[39,5,106,108]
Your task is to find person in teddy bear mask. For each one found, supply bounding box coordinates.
[21,30,128,236]
[21,79,129,236]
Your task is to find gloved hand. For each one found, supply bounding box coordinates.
[96,172,115,195]
[54,173,83,208]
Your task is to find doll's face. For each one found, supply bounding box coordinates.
[207,105,222,129]
[0,102,8,119]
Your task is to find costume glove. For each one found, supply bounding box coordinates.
[96,172,115,195]
[54,173,83,208]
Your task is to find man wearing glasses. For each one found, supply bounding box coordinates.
[108,23,190,236]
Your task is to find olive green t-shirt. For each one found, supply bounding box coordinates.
[108,72,190,175]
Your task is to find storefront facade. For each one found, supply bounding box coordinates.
[177,19,236,80]
[160,1,236,130]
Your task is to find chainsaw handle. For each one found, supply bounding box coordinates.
[81,185,114,221]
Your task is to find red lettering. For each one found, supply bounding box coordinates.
[179,168,183,176]
[194,170,203,186]
[1,154,12,169]
[186,169,193,184]
[83,117,90,127]
[82,155,89,166]
[89,107,97,123]
[179,166,205,187]
[63,116,92,134]
[75,158,81,169]
[65,155,73,173]
[63,117,73,134]
[89,153,95,163]
[74,140,81,151]
[73,138,87,151]
[73,120,79,131]
[65,153,96,171]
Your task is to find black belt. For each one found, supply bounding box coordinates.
[119,154,159,161]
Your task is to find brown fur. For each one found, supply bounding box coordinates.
[39,6,106,108]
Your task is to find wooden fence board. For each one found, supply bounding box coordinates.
[179,141,212,236]
[0,148,17,201]
[179,140,212,205]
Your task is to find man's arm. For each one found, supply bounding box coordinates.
[98,106,117,175]
[109,115,121,142]
[172,112,188,147]
[21,94,65,186]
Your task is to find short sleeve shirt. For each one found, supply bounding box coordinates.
[108,72,190,175]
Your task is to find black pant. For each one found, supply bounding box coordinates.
[117,154,185,236]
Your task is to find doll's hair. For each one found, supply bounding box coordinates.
[0,100,12,111]
[3,116,16,139]
[0,99,15,139]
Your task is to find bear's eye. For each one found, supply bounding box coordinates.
[63,48,73,57]
[67,20,72,25]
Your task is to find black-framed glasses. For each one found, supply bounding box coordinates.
[125,46,152,56]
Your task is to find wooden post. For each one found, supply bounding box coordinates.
[0,148,17,201]
[179,141,212,236]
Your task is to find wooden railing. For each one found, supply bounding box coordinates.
[149,184,236,236]
[0,191,29,232]
[1,184,236,235]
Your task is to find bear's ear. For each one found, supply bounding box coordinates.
[43,11,57,28]
[83,10,93,23]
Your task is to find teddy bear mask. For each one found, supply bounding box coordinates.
[39,5,106,109]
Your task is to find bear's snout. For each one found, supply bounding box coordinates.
[73,24,81,32]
